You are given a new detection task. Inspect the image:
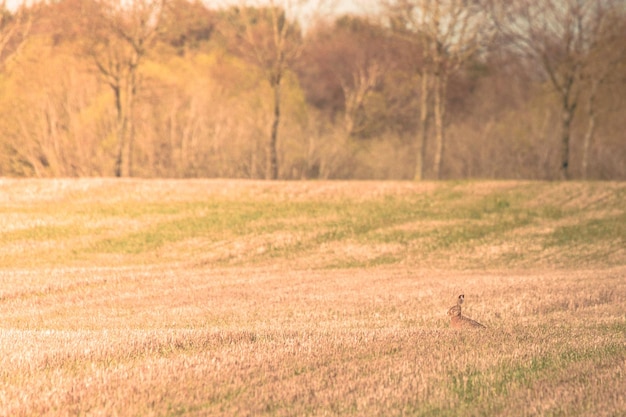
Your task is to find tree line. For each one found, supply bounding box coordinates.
[1,0,624,180]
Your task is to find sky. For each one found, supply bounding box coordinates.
[6,0,378,14]
[5,0,380,33]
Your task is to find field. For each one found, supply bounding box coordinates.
[0,179,625,416]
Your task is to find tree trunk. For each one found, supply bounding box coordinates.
[113,89,135,177]
[114,108,132,177]
[267,75,281,180]
[113,85,125,178]
[560,104,575,180]
[114,136,124,177]
[126,119,134,177]
[432,70,447,180]
[582,78,600,180]
[415,70,429,181]
[125,81,135,177]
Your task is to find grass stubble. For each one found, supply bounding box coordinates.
[0,179,625,416]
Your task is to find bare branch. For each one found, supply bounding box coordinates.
[0,0,33,69]
[488,0,625,179]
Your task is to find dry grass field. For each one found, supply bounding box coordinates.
[0,179,625,416]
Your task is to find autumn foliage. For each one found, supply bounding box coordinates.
[0,0,624,179]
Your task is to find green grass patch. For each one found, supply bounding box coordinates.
[1,180,624,268]
[87,200,336,254]
[432,334,626,416]
[546,213,626,247]
[1,224,89,241]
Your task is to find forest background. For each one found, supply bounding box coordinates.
[0,0,625,180]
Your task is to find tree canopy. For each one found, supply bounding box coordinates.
[0,0,624,179]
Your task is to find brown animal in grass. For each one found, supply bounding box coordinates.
[447,294,486,329]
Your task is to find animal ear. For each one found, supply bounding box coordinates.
[458,294,465,305]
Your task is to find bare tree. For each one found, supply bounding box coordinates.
[86,0,164,177]
[580,9,626,179]
[312,17,390,137]
[340,58,384,136]
[388,0,493,179]
[222,0,328,180]
[489,0,622,180]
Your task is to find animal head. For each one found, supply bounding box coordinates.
[447,305,462,317]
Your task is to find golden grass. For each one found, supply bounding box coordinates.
[0,179,625,416]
